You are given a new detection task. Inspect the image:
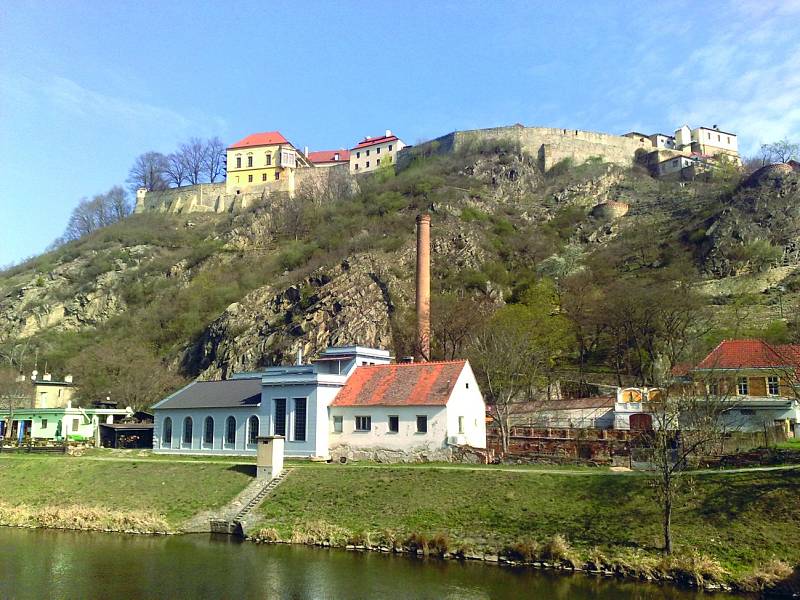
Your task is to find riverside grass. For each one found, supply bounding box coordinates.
[254,464,800,588]
[0,455,252,529]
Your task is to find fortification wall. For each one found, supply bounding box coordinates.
[134,165,354,215]
[400,125,656,171]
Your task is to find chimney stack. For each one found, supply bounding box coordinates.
[415,213,431,362]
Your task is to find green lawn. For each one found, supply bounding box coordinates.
[255,465,800,578]
[0,455,253,526]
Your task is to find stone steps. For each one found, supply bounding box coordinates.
[233,468,291,523]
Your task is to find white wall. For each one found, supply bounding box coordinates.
[444,361,487,448]
[330,405,448,450]
[350,139,405,174]
[153,407,260,455]
[692,128,738,152]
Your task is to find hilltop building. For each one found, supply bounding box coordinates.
[151,346,486,460]
[225,131,312,195]
[350,131,405,174]
[307,149,350,168]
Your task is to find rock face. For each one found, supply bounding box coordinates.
[702,169,800,276]
[183,256,402,379]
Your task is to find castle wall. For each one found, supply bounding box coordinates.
[400,125,656,171]
[134,166,355,215]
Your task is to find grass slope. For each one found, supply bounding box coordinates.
[0,455,252,527]
[256,465,800,577]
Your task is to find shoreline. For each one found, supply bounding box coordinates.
[0,519,793,597]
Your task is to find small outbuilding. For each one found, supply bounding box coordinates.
[99,422,154,448]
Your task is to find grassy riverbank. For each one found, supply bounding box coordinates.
[254,465,800,589]
[0,455,252,530]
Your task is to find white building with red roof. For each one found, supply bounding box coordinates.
[350,130,405,174]
[329,359,486,459]
[307,149,350,168]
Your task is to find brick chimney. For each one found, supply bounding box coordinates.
[416,213,431,362]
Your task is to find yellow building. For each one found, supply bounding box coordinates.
[32,374,75,409]
[225,131,310,195]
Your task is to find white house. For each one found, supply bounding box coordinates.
[349,131,405,174]
[328,360,487,460]
[151,347,487,460]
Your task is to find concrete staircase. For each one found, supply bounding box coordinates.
[233,468,291,523]
[188,468,292,536]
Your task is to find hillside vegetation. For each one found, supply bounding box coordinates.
[2,141,799,405]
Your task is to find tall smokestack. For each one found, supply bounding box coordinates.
[416,213,431,362]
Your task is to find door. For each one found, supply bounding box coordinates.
[629,413,653,431]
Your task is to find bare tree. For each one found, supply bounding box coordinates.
[432,293,493,360]
[126,151,168,193]
[164,152,188,188]
[644,369,739,555]
[180,138,207,185]
[0,343,32,440]
[760,138,799,165]
[202,137,226,183]
[62,186,132,241]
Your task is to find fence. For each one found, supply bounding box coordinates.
[0,444,66,454]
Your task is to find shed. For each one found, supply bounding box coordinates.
[99,422,154,449]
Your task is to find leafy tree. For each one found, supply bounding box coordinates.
[467,280,571,452]
[126,152,168,193]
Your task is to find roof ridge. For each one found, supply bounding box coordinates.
[358,359,467,368]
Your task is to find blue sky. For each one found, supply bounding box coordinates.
[2,0,799,265]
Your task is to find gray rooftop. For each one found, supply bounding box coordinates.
[153,378,262,410]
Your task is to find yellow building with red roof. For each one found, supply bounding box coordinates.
[225,131,310,195]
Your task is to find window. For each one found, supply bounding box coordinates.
[225,416,236,446]
[248,415,259,445]
[204,416,214,446]
[72,418,80,431]
[355,416,371,431]
[274,399,286,436]
[768,376,780,396]
[356,151,360,159]
[333,415,343,433]
[708,381,719,396]
[376,159,381,166]
[388,144,393,151]
[334,153,340,161]
[275,172,280,180]
[727,136,731,144]
[248,174,253,183]
[247,155,253,167]
[366,161,370,168]
[366,149,370,156]
[465,382,469,389]
[41,419,48,429]
[162,417,172,445]
[355,164,359,170]
[183,417,193,445]
[376,147,381,154]
[717,134,721,142]
[737,377,749,395]
[236,156,242,168]
[262,173,267,181]
[388,415,399,433]
[293,398,307,442]
[235,176,240,183]
[416,415,427,433]
[266,154,272,166]
[458,416,465,434]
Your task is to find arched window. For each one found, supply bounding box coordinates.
[248,415,259,445]
[225,416,236,446]
[162,417,172,445]
[183,417,193,446]
[204,416,214,446]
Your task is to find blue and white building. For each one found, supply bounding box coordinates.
[152,346,392,457]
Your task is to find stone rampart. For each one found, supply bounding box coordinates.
[134,166,353,215]
[399,125,656,171]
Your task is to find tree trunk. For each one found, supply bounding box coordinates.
[663,494,673,554]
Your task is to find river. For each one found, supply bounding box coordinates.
[0,527,743,599]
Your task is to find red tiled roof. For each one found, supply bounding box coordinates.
[332,361,467,407]
[228,131,289,149]
[694,339,800,370]
[308,149,350,164]
[352,134,399,150]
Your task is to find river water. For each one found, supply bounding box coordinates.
[0,527,743,599]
